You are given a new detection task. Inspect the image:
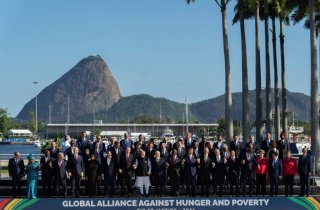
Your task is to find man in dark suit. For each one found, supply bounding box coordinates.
[48,141,60,159]
[132,141,142,160]
[120,132,134,151]
[118,147,134,196]
[176,141,186,159]
[161,137,173,153]
[230,135,242,157]
[199,147,212,197]
[102,150,118,197]
[145,141,156,160]
[277,132,289,160]
[92,135,106,153]
[214,135,225,150]
[212,148,227,196]
[40,149,54,197]
[110,141,123,163]
[261,133,272,157]
[68,147,84,198]
[152,151,167,197]
[77,131,90,155]
[239,143,256,196]
[298,148,312,196]
[167,149,182,196]
[227,150,240,196]
[53,152,69,198]
[183,147,197,197]
[184,132,194,149]
[198,136,209,156]
[8,151,25,198]
[268,152,282,196]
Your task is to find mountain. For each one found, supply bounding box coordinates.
[16,55,121,122]
[190,89,310,122]
[78,94,197,123]
[16,55,310,124]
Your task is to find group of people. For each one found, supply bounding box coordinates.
[8,131,312,198]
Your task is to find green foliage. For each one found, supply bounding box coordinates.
[0,108,11,134]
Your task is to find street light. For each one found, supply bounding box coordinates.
[33,81,39,136]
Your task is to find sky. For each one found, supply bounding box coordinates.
[0,0,312,117]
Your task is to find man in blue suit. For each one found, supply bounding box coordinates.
[183,147,198,197]
[68,147,85,198]
[120,132,133,150]
[268,152,282,196]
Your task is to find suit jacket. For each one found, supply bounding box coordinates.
[8,158,25,178]
[145,148,156,160]
[92,141,106,153]
[268,159,283,177]
[119,153,134,175]
[40,156,54,178]
[48,147,60,159]
[184,139,194,149]
[110,147,123,163]
[102,157,118,179]
[68,154,85,176]
[167,156,181,177]
[159,149,169,160]
[120,139,133,150]
[212,155,227,179]
[183,155,197,177]
[160,141,172,152]
[214,141,224,150]
[151,157,166,177]
[198,141,209,156]
[76,138,90,154]
[199,154,212,177]
[53,159,68,180]
[277,140,288,160]
[298,155,312,175]
[230,141,242,156]
[176,147,186,159]
[261,140,271,156]
[239,149,256,172]
[227,157,240,177]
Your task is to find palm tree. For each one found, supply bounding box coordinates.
[264,0,272,136]
[292,0,320,174]
[233,0,250,144]
[186,0,233,143]
[270,0,280,141]
[247,0,263,145]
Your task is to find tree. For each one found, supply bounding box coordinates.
[247,0,263,145]
[264,0,273,136]
[0,108,11,134]
[270,0,280,141]
[233,0,250,144]
[186,0,233,143]
[291,0,320,174]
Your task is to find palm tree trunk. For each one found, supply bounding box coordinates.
[255,1,263,145]
[265,0,272,135]
[309,0,320,174]
[239,0,249,144]
[272,17,280,141]
[279,19,287,135]
[220,0,233,143]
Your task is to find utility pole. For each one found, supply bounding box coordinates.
[33,81,39,136]
[185,95,189,133]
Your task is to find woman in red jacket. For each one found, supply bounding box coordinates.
[255,149,268,196]
[283,151,297,196]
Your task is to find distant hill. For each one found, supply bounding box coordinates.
[78,94,198,123]
[16,56,311,123]
[16,56,121,122]
[190,89,310,122]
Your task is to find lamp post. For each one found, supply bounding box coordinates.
[33,81,39,136]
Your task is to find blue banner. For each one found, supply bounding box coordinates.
[1,197,319,210]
